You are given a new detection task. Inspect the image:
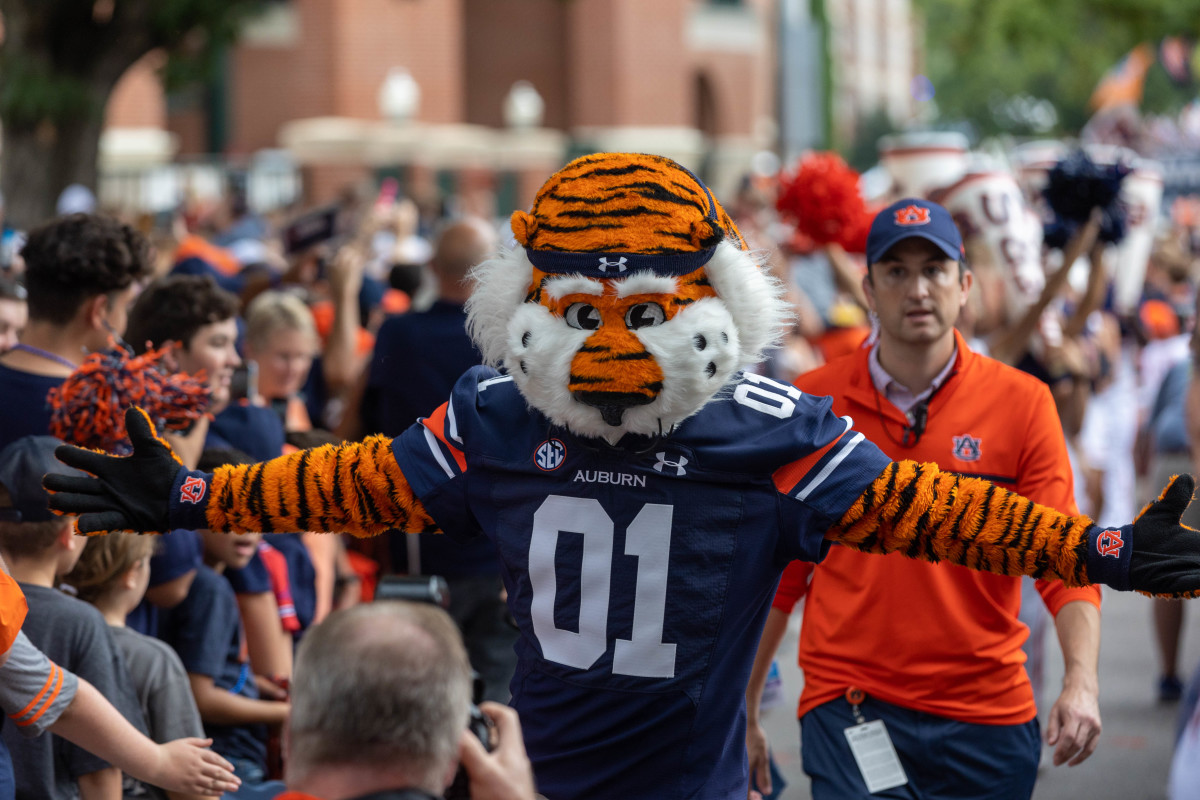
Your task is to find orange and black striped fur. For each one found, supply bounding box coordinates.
[207,436,435,538]
[827,461,1092,587]
[510,153,747,255]
[202,450,1094,586]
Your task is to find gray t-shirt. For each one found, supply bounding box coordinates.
[110,626,205,800]
[3,583,147,800]
[0,631,79,736]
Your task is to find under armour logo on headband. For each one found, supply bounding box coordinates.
[598,257,628,273]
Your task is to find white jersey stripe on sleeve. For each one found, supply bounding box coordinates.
[447,398,463,443]
[794,431,865,502]
[424,426,457,479]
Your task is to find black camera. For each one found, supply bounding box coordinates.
[373,576,495,800]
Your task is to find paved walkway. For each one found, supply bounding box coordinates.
[761,587,1200,799]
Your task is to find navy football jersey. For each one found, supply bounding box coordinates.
[391,366,890,800]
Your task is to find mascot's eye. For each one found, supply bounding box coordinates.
[625,303,666,330]
[565,303,602,330]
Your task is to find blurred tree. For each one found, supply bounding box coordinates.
[916,0,1200,137]
[0,0,263,228]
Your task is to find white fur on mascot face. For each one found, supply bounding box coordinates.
[466,239,791,442]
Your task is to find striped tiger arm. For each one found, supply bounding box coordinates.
[826,460,1093,586]
[206,435,437,537]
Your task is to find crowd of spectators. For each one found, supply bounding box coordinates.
[0,157,1196,799]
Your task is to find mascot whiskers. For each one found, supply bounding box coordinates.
[47,153,1200,800]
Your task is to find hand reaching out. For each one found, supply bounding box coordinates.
[45,407,190,535]
[147,737,240,796]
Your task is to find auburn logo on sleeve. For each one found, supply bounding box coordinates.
[179,475,207,504]
[894,205,932,226]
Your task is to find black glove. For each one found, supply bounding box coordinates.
[1085,474,1200,596]
[43,407,211,534]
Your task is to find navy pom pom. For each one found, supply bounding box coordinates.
[1042,150,1131,248]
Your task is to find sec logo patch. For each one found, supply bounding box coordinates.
[534,439,567,471]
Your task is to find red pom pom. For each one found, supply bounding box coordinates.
[47,341,212,454]
[776,152,873,253]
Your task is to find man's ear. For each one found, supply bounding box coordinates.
[861,272,877,314]
[959,269,974,309]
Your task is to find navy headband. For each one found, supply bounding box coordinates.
[526,162,722,278]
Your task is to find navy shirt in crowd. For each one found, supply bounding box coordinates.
[160,566,266,768]
[365,300,500,578]
[0,363,63,452]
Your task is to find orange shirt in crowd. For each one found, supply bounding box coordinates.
[775,329,1101,725]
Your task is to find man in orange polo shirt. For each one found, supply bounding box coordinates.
[746,198,1102,799]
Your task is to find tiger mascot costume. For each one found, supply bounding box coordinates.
[48,153,1200,800]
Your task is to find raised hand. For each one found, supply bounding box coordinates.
[43,407,191,534]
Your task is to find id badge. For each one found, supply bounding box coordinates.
[843,719,908,794]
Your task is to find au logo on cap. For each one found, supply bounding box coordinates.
[894,205,932,226]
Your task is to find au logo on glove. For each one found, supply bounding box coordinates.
[1096,529,1124,558]
[179,476,207,504]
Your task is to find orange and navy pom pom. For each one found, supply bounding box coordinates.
[47,340,211,454]
[776,152,874,254]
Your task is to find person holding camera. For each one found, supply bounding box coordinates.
[278,601,536,800]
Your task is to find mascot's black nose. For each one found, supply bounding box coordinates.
[576,392,654,427]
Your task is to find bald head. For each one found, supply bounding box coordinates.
[286,601,472,793]
[432,217,495,302]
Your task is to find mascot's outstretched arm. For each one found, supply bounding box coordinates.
[46,407,435,538]
[826,460,1199,598]
[46,408,1198,597]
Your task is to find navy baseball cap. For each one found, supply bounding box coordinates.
[866,198,964,265]
[0,436,84,523]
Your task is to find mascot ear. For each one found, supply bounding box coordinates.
[689,217,724,249]
[511,210,538,247]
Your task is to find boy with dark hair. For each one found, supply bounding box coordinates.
[0,214,152,451]
[0,435,150,800]
[126,275,243,419]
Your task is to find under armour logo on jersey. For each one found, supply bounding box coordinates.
[598,256,628,273]
[952,434,982,462]
[653,452,688,476]
[894,205,932,226]
[179,476,207,505]
[534,439,567,471]
[1096,529,1124,558]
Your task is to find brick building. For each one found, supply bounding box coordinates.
[104,0,779,213]
[100,0,922,212]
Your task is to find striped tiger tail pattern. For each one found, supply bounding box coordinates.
[828,460,1093,586]
[206,436,436,537]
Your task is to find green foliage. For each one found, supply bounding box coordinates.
[150,0,266,90]
[915,0,1200,135]
[0,0,265,125]
[0,58,100,127]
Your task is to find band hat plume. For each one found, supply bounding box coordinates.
[511,152,748,278]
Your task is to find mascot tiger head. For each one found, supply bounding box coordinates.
[467,153,792,441]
